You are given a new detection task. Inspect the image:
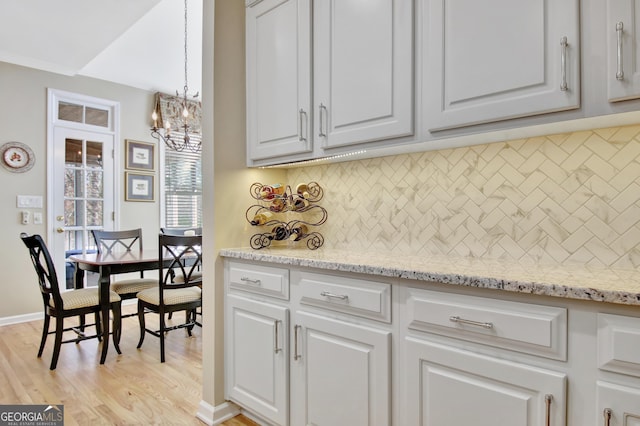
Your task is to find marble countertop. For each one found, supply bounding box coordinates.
[220,247,640,306]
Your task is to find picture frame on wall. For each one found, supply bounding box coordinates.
[125,139,155,171]
[125,171,154,202]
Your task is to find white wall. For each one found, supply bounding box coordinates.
[0,61,158,319]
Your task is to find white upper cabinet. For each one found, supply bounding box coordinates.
[423,0,580,131]
[313,0,414,149]
[246,0,312,161]
[607,0,640,101]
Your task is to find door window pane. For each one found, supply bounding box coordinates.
[86,200,103,227]
[86,171,103,198]
[85,107,109,128]
[65,139,83,165]
[86,141,104,167]
[58,102,83,123]
[65,200,85,226]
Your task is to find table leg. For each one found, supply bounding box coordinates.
[74,266,87,330]
[99,265,111,364]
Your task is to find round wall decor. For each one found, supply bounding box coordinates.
[0,142,35,173]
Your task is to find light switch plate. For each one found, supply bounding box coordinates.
[17,195,43,208]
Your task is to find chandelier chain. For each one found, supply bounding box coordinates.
[184,0,188,96]
[150,0,201,153]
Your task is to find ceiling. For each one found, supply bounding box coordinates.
[0,0,203,96]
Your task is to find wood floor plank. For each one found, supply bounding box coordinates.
[0,304,252,425]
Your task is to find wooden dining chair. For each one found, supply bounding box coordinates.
[136,234,202,362]
[160,227,202,320]
[92,229,159,305]
[20,233,122,370]
[160,227,202,236]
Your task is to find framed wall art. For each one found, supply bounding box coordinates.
[125,171,154,202]
[125,139,155,171]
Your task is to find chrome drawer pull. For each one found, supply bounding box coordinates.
[320,291,349,301]
[560,36,568,91]
[298,109,307,142]
[240,277,261,285]
[545,394,552,426]
[449,316,493,329]
[603,408,612,426]
[274,320,282,354]
[319,103,327,138]
[616,22,624,80]
[294,325,301,360]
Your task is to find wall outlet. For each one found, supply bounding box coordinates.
[33,212,43,225]
[21,211,30,225]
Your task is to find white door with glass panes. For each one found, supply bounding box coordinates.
[52,128,114,289]
[48,90,117,290]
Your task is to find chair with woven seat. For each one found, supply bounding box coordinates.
[136,234,202,362]
[20,233,122,370]
[92,229,158,306]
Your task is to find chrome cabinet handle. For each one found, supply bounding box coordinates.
[545,394,552,426]
[319,103,327,138]
[320,291,349,301]
[274,320,282,354]
[240,277,261,285]
[560,37,568,91]
[604,408,612,426]
[293,325,301,360]
[449,316,493,329]
[616,22,624,80]
[298,109,307,142]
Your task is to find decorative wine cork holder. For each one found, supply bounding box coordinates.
[245,181,327,250]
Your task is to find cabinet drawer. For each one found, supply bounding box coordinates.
[228,261,289,300]
[298,272,391,323]
[598,313,640,377]
[404,288,567,360]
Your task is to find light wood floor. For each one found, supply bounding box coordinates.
[0,304,257,425]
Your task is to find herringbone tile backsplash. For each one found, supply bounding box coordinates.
[287,124,640,269]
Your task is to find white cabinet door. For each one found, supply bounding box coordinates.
[225,294,289,426]
[290,311,391,426]
[424,0,580,131]
[597,381,640,426]
[246,0,312,161]
[607,0,640,101]
[402,338,566,426]
[314,0,413,149]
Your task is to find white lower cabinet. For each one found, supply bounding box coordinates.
[224,258,640,426]
[225,261,391,425]
[402,338,566,426]
[290,311,391,426]
[597,381,640,426]
[225,294,290,426]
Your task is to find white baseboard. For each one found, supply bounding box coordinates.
[0,299,137,327]
[196,400,240,425]
[0,312,41,326]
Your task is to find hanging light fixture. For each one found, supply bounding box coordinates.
[150,0,201,152]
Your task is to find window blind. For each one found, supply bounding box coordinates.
[164,134,202,228]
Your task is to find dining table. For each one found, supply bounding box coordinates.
[69,249,168,364]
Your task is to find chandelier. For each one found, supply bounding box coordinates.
[150,0,201,152]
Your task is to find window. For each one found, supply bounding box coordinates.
[163,134,202,228]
